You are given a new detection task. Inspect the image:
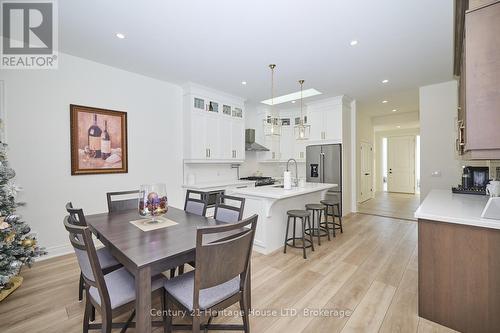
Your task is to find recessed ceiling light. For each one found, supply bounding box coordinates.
[261,88,322,106]
[116,33,125,39]
[382,100,388,104]
[382,79,389,84]
[397,125,401,128]
[241,81,247,85]
[291,100,296,104]
[350,40,358,46]
[392,109,397,112]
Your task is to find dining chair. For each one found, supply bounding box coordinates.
[213,194,245,223]
[184,190,209,216]
[63,216,165,333]
[164,214,258,333]
[106,190,140,213]
[66,203,122,302]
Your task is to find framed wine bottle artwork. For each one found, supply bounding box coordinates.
[70,104,128,175]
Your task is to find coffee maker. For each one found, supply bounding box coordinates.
[452,166,489,195]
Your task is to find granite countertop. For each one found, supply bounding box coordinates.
[415,189,500,229]
[231,182,337,200]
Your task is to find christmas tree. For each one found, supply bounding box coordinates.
[0,142,45,295]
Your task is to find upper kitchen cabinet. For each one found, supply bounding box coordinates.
[307,96,347,143]
[183,83,246,162]
[455,0,500,159]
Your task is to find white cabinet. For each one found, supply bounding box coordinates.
[219,116,233,159]
[307,98,343,142]
[279,126,294,160]
[183,84,246,162]
[231,120,245,160]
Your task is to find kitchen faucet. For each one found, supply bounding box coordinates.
[286,158,298,187]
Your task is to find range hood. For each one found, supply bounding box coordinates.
[245,129,269,151]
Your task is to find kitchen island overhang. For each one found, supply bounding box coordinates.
[230,183,337,254]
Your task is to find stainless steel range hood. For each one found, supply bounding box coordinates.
[245,129,269,151]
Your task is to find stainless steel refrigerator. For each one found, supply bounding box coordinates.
[306,144,342,215]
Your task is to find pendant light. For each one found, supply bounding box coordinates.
[294,79,310,140]
[263,64,281,137]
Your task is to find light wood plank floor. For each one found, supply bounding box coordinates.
[357,191,421,221]
[0,214,458,333]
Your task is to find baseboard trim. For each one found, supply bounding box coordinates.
[38,243,74,261]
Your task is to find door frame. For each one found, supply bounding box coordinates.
[359,141,373,203]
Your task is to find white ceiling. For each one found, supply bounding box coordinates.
[59,0,454,116]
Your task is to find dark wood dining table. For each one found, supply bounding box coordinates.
[85,206,252,333]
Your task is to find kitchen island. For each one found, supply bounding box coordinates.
[230,182,337,254]
[415,190,500,333]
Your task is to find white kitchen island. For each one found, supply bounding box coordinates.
[230,183,337,254]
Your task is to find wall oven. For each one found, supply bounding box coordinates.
[202,189,225,208]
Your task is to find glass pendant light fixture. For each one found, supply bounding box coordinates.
[294,79,310,140]
[263,64,281,137]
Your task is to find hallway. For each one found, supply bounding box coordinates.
[357,191,420,221]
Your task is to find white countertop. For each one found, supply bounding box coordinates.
[415,189,500,229]
[182,180,255,190]
[231,182,337,200]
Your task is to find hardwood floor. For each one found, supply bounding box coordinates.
[357,191,421,221]
[0,214,458,333]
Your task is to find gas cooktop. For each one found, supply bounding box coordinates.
[240,176,276,187]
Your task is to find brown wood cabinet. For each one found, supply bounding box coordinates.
[418,219,500,333]
[454,0,500,159]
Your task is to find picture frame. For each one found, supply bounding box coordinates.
[70,104,128,175]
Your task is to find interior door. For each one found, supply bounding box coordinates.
[359,142,373,202]
[387,136,415,193]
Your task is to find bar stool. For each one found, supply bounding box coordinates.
[304,203,330,245]
[284,210,314,259]
[320,200,343,237]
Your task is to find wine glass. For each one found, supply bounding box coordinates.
[138,184,168,224]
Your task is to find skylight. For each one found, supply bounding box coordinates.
[261,88,322,106]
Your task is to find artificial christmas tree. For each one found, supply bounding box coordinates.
[0,142,45,301]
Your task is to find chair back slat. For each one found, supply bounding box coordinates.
[184,190,208,216]
[106,190,140,213]
[66,202,87,226]
[213,194,245,223]
[194,214,257,294]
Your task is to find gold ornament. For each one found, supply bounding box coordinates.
[21,238,36,248]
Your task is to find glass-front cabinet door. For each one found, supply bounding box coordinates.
[193,97,205,111]
[232,107,243,118]
[223,104,232,116]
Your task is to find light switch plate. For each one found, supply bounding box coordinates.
[481,197,500,220]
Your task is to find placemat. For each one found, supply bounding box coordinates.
[130,216,178,232]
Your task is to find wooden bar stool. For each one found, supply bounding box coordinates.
[284,210,314,259]
[320,200,343,237]
[304,203,330,245]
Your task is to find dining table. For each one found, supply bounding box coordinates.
[85,206,252,333]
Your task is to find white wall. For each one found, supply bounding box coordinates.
[1,53,184,258]
[419,80,460,199]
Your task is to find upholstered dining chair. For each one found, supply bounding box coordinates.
[63,216,165,333]
[173,190,210,277]
[164,214,258,333]
[214,194,245,223]
[65,203,122,303]
[106,190,140,213]
[184,190,209,216]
